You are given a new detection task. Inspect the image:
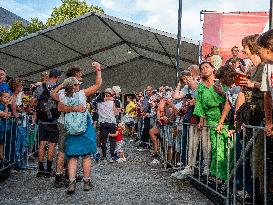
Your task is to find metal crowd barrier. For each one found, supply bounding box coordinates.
[0,115,39,174]
[157,123,271,205]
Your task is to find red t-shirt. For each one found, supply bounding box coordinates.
[116,128,123,142]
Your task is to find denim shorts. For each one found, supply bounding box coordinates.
[115,140,125,153]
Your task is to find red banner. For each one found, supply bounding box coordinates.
[202,12,269,64]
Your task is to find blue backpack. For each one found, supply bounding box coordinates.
[63,92,88,135]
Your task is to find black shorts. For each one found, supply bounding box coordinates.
[39,123,59,143]
[92,112,98,122]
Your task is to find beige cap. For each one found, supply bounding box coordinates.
[105,88,113,94]
[63,77,82,88]
[112,85,121,93]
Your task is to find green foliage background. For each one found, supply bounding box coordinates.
[0,0,104,45]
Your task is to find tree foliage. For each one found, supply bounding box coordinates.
[0,0,104,45]
[26,18,46,34]
[46,0,104,27]
[0,21,27,44]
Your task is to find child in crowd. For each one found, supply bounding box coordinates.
[108,122,126,163]
[0,91,12,164]
[10,78,28,168]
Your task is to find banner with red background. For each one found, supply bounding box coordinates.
[202,11,269,64]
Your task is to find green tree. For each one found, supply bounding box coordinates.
[26,18,46,34]
[1,21,27,44]
[46,0,104,27]
[0,25,8,44]
[0,0,104,45]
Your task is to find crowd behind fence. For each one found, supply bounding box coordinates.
[0,116,39,173]
[152,119,270,205]
[0,105,271,204]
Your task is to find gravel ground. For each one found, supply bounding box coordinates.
[0,138,213,205]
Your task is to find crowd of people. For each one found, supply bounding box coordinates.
[1,29,273,203]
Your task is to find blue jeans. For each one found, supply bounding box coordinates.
[15,125,27,164]
[3,124,16,163]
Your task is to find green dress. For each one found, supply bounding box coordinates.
[193,82,234,181]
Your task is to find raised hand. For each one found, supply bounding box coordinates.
[92,62,101,71]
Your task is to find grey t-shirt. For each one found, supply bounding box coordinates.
[97,100,116,124]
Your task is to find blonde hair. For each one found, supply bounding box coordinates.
[118,122,126,131]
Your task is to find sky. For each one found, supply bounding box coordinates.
[0,0,270,41]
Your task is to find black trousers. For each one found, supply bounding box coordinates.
[141,117,150,143]
[99,122,116,158]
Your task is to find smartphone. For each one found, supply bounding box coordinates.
[235,73,250,86]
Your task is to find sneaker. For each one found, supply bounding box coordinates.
[202,166,210,176]
[36,170,45,177]
[176,162,183,166]
[236,190,251,199]
[44,170,53,178]
[67,180,76,195]
[236,190,252,204]
[165,162,173,169]
[83,179,93,191]
[150,159,160,165]
[54,174,64,188]
[109,158,115,163]
[136,142,145,149]
[93,153,100,162]
[171,171,180,178]
[76,175,83,182]
[100,157,107,162]
[175,166,193,179]
[116,158,124,163]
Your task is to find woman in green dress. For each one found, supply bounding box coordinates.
[194,62,233,181]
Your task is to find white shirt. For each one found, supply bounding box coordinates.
[16,91,27,127]
[260,64,273,100]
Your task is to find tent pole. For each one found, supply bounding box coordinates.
[176,0,182,85]
[269,0,273,29]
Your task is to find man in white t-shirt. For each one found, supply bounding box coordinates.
[257,29,273,195]
[260,64,273,136]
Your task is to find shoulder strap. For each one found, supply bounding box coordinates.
[42,83,47,91]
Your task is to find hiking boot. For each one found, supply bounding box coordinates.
[83,179,93,191]
[76,175,83,182]
[44,170,53,178]
[36,170,45,177]
[67,180,76,195]
[54,174,64,188]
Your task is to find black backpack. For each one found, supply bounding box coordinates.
[36,83,60,122]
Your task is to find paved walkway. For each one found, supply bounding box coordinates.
[0,139,212,205]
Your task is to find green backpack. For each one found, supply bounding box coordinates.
[63,92,88,135]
